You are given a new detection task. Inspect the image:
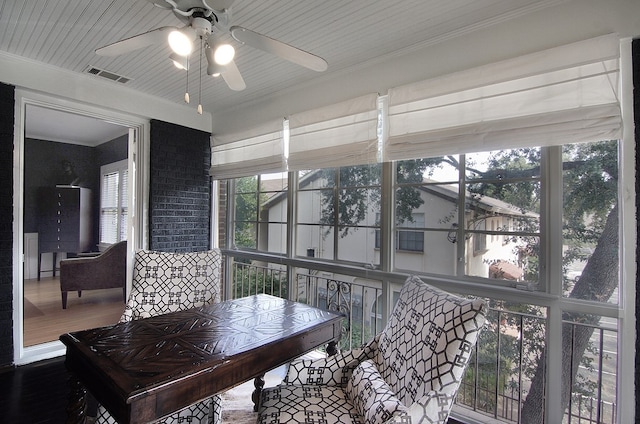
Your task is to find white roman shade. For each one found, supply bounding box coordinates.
[288,93,379,170]
[210,119,284,179]
[385,34,621,161]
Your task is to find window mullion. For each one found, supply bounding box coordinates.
[456,155,466,276]
[380,162,394,273]
[287,171,297,301]
[333,169,340,261]
[544,145,564,423]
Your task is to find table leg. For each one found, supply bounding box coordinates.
[327,340,338,356]
[66,373,88,424]
[252,374,265,412]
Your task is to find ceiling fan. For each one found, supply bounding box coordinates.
[95,0,328,97]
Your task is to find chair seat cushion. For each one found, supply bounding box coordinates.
[259,385,363,424]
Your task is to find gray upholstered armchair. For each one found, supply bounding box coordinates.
[59,241,127,309]
[258,275,488,424]
[95,248,224,424]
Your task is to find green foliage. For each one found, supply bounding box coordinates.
[319,160,437,237]
[234,176,258,249]
[233,176,270,249]
[232,264,288,299]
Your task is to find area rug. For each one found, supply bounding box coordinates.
[221,380,258,424]
[221,365,287,424]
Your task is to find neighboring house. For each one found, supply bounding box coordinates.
[255,170,537,332]
[261,171,535,281]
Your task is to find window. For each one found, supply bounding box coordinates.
[393,149,541,284]
[296,165,381,265]
[375,213,424,252]
[224,140,622,424]
[233,173,287,253]
[218,34,631,423]
[99,160,127,247]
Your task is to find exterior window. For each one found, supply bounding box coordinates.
[99,160,127,247]
[394,149,540,284]
[296,165,381,265]
[233,173,287,253]
[224,140,622,424]
[397,213,424,252]
[374,212,424,252]
[472,219,487,254]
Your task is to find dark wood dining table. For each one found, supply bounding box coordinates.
[60,294,344,424]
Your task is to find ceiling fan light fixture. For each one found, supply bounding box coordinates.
[214,44,235,65]
[207,60,222,77]
[168,29,193,56]
[170,53,189,70]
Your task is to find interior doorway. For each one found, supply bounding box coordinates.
[13,94,147,364]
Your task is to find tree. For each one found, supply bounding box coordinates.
[318,160,435,235]
[234,176,260,250]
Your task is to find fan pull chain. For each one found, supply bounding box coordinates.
[197,37,203,115]
[184,54,190,104]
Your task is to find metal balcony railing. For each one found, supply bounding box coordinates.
[227,256,618,424]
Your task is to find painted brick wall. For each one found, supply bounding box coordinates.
[149,120,211,252]
[0,82,15,366]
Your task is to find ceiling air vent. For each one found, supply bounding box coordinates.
[85,67,131,83]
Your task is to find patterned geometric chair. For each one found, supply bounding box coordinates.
[257,275,488,424]
[95,248,224,424]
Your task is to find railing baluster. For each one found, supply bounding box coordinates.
[596,327,603,424]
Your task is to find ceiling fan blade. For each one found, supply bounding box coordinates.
[220,60,246,91]
[230,26,328,72]
[201,0,236,10]
[96,26,175,56]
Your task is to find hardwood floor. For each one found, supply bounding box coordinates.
[23,276,124,346]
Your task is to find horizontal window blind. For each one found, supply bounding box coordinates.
[288,93,379,170]
[385,34,621,161]
[100,171,119,244]
[211,119,284,179]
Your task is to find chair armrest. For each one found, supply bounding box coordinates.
[283,349,364,387]
[383,392,455,424]
[60,256,99,267]
[284,335,380,387]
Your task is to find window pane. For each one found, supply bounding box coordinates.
[296,224,334,259]
[235,222,256,249]
[562,140,619,304]
[297,190,331,225]
[233,176,258,249]
[266,223,286,254]
[259,173,287,223]
[465,148,542,180]
[296,165,381,266]
[338,188,380,226]
[463,149,541,284]
[396,230,456,275]
[395,184,459,230]
[337,226,379,265]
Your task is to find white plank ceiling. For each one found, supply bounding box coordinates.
[0,0,566,119]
